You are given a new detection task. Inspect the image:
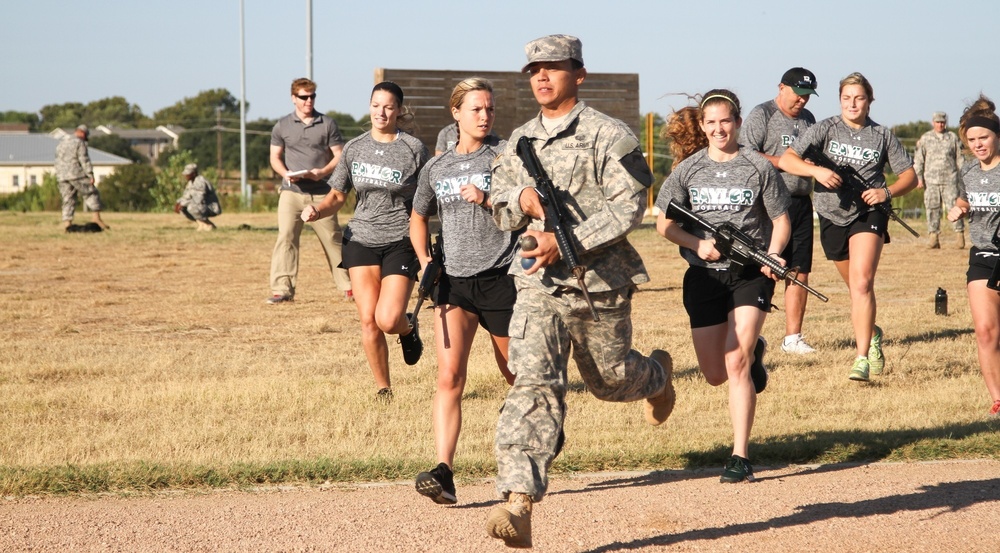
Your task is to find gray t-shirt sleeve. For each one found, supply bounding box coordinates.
[435,125,457,153]
[738,104,769,150]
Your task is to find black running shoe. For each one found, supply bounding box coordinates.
[399,313,423,365]
[720,454,755,483]
[415,462,457,505]
[750,337,768,393]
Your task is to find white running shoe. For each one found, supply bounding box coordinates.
[781,335,816,354]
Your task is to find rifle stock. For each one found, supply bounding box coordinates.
[666,200,829,303]
[410,234,443,329]
[801,144,919,237]
[515,136,600,321]
[988,230,1000,291]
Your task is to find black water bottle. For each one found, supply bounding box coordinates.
[935,288,948,316]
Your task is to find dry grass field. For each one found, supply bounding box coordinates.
[0,210,996,496]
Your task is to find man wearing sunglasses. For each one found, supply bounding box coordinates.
[267,78,352,304]
[739,67,819,355]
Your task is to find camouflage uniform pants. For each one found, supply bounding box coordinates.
[924,181,963,234]
[494,284,667,503]
[58,178,104,221]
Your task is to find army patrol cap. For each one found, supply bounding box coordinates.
[75,124,89,136]
[932,112,947,123]
[522,34,584,73]
[182,163,198,176]
[780,67,818,96]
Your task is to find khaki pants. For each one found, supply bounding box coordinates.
[269,190,351,297]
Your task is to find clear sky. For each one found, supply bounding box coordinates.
[5,0,996,128]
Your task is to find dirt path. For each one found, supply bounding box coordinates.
[2,460,998,552]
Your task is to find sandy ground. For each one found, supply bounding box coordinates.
[1,460,998,552]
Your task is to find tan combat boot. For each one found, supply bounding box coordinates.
[61,219,72,230]
[486,492,532,548]
[92,213,110,230]
[927,232,940,249]
[956,232,965,249]
[645,349,676,426]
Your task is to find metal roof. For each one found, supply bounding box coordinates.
[0,134,132,166]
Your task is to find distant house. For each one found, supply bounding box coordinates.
[0,132,132,195]
[49,124,184,163]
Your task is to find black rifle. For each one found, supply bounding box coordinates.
[988,227,1000,291]
[666,200,829,303]
[515,136,600,321]
[801,144,919,237]
[410,234,443,330]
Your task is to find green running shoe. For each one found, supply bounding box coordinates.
[849,357,870,382]
[868,325,884,375]
[720,454,755,483]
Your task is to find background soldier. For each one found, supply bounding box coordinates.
[54,124,109,231]
[914,111,965,249]
[485,34,674,549]
[739,67,819,354]
[174,163,221,231]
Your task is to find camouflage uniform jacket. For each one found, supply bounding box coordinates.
[913,130,962,185]
[54,136,93,182]
[490,101,653,293]
[178,175,222,218]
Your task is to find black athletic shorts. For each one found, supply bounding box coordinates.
[433,267,516,336]
[968,247,1000,283]
[341,237,419,280]
[781,196,815,273]
[682,265,775,328]
[818,209,890,262]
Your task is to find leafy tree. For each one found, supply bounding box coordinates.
[38,97,149,131]
[891,121,932,140]
[88,134,148,164]
[0,111,40,130]
[99,164,158,212]
[173,119,273,177]
[153,89,241,127]
[327,110,366,141]
[84,97,150,128]
[39,102,85,131]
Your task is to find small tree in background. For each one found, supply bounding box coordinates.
[100,164,158,212]
[149,151,197,212]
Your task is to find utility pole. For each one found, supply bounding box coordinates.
[216,106,223,179]
[306,0,313,79]
[239,0,249,208]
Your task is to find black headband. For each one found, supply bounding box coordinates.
[372,81,404,105]
[965,115,1000,134]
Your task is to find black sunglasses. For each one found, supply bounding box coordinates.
[295,93,316,101]
[787,81,814,90]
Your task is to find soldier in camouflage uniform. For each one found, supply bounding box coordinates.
[915,111,965,248]
[174,163,221,231]
[484,35,675,549]
[54,124,109,230]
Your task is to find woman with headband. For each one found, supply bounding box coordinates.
[304,81,430,401]
[654,89,791,484]
[779,72,916,383]
[947,95,1000,416]
[409,77,518,505]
